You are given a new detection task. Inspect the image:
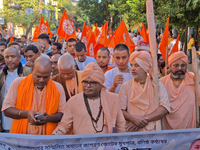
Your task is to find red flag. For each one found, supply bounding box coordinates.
[70,20,74,27]
[57,10,76,41]
[86,31,97,57]
[140,22,149,43]
[32,25,40,42]
[137,25,141,33]
[46,20,53,39]
[114,20,135,53]
[99,21,110,47]
[9,35,14,43]
[81,22,87,48]
[38,14,48,35]
[107,37,116,68]
[94,23,100,40]
[107,20,135,67]
[170,34,180,56]
[160,18,169,62]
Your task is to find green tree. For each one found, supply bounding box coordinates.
[76,0,120,30]
[0,0,52,36]
[154,0,200,51]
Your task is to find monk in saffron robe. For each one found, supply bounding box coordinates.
[52,53,83,102]
[2,57,66,135]
[160,51,200,129]
[52,62,125,135]
[119,51,170,132]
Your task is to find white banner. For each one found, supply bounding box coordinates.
[0,128,200,150]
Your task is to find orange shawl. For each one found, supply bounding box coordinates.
[10,74,60,135]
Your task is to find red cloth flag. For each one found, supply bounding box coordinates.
[57,10,76,41]
[32,25,40,42]
[99,21,110,47]
[38,14,48,35]
[140,22,149,43]
[107,20,135,67]
[9,35,14,43]
[137,25,141,33]
[86,30,97,57]
[159,18,169,62]
[94,23,100,40]
[46,20,53,39]
[114,19,135,53]
[81,22,87,48]
[170,34,180,56]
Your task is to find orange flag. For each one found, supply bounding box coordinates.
[107,20,135,67]
[99,21,110,47]
[137,25,141,33]
[107,37,116,68]
[70,20,74,27]
[81,22,87,48]
[160,18,169,62]
[114,19,135,53]
[38,14,48,35]
[32,25,40,42]
[86,30,97,57]
[94,23,100,40]
[170,34,180,56]
[9,35,14,43]
[57,10,76,41]
[140,22,149,43]
[46,20,53,39]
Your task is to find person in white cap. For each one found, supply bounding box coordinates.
[135,41,150,53]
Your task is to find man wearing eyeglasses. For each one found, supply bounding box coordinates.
[160,51,199,129]
[51,53,83,102]
[52,62,125,135]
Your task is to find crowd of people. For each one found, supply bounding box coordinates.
[0,29,198,136]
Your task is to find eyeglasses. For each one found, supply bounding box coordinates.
[41,46,45,49]
[82,81,98,87]
[172,64,187,68]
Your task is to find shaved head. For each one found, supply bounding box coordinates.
[58,53,76,80]
[51,54,61,62]
[33,56,52,70]
[32,56,52,90]
[58,53,75,70]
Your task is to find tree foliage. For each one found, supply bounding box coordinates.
[1,0,51,29]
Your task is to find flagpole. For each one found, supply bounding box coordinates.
[55,35,59,42]
[165,46,168,76]
[146,0,161,130]
[192,46,199,127]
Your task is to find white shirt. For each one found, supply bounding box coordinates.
[104,67,133,94]
[2,69,19,130]
[168,39,182,54]
[132,37,138,46]
[75,56,97,71]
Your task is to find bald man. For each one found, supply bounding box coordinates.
[51,53,83,102]
[51,54,61,76]
[2,57,66,135]
[0,47,31,132]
